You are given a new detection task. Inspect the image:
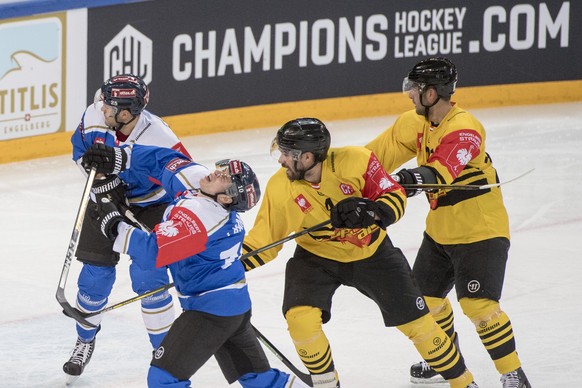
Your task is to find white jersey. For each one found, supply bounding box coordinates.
[71,101,192,206]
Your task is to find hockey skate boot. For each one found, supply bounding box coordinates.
[63,336,96,385]
[410,360,446,384]
[501,367,531,388]
[311,370,340,388]
[466,382,479,388]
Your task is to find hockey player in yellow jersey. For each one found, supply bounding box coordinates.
[242,118,479,388]
[366,58,531,388]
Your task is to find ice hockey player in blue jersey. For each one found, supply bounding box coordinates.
[82,143,309,388]
[64,74,196,385]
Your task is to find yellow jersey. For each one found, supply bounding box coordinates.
[366,104,510,244]
[242,146,406,269]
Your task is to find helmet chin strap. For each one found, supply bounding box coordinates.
[420,88,440,120]
[293,157,319,181]
[112,110,137,132]
[199,190,232,209]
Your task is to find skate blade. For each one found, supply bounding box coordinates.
[410,376,447,384]
[65,374,80,386]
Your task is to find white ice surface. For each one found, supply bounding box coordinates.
[1,102,581,387]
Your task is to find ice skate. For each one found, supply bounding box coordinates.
[410,360,447,384]
[63,337,96,385]
[501,367,531,388]
[311,370,340,387]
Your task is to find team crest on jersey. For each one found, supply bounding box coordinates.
[94,137,105,144]
[157,220,181,237]
[165,157,191,172]
[294,194,312,213]
[339,183,354,195]
[456,148,472,165]
[379,177,394,190]
[154,207,208,267]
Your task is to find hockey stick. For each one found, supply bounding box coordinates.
[242,220,331,259]
[400,168,534,191]
[70,219,332,320]
[252,325,313,387]
[62,203,157,326]
[56,167,98,328]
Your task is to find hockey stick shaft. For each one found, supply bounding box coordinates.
[400,168,534,191]
[76,219,332,319]
[242,220,331,258]
[56,167,98,328]
[252,325,313,387]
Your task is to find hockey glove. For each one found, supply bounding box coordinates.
[91,175,128,207]
[392,168,423,197]
[82,144,128,175]
[94,196,124,240]
[331,197,378,229]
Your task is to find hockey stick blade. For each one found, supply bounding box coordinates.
[401,168,535,191]
[59,296,98,327]
[253,325,313,387]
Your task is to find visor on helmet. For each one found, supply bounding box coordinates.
[214,159,238,198]
[402,77,426,94]
[214,159,260,212]
[269,137,302,161]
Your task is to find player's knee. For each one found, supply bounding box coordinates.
[285,306,323,342]
[459,297,501,324]
[130,265,170,295]
[397,314,439,343]
[424,296,452,315]
[77,264,115,300]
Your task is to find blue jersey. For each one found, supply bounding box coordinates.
[71,101,191,206]
[120,144,209,200]
[111,144,250,316]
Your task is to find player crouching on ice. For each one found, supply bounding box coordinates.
[81,143,309,388]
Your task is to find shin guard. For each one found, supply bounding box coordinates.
[459,298,521,374]
[425,296,457,343]
[286,306,335,376]
[397,314,470,383]
[141,291,175,349]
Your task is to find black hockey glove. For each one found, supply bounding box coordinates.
[91,175,128,207]
[82,143,128,175]
[94,196,124,240]
[331,197,378,229]
[392,168,423,197]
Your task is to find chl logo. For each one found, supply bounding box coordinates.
[467,280,481,293]
[154,346,165,359]
[104,25,153,85]
[416,297,425,310]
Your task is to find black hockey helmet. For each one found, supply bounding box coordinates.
[100,74,149,116]
[215,159,261,213]
[272,118,331,162]
[403,57,457,98]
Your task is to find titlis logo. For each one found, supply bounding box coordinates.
[104,25,153,85]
